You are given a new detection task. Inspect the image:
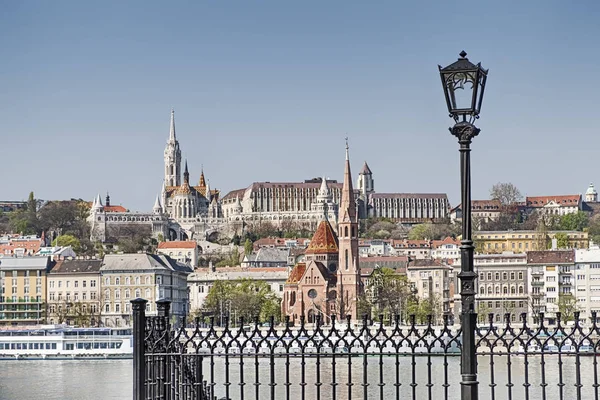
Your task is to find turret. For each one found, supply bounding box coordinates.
[153,195,163,214]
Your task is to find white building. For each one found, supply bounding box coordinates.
[431,237,461,263]
[574,249,600,324]
[100,254,192,327]
[187,267,288,313]
[157,241,199,267]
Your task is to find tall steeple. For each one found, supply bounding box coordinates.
[169,108,176,141]
[337,138,360,321]
[153,194,162,214]
[164,109,182,187]
[340,138,356,222]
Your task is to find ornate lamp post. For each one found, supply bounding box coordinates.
[439,51,488,400]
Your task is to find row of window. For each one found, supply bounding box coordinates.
[1,286,42,295]
[104,288,150,301]
[49,292,97,301]
[0,270,42,278]
[49,304,98,314]
[479,285,525,295]
[479,271,524,281]
[49,280,96,289]
[1,278,43,286]
[105,276,156,286]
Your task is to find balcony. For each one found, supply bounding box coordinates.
[531,281,544,286]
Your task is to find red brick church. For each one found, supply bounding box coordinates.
[282,142,361,324]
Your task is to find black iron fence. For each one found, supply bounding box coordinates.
[132,298,600,400]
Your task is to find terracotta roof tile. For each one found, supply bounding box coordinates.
[526,195,581,208]
[286,262,306,284]
[306,221,339,254]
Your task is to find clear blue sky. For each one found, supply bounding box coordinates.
[2,1,599,211]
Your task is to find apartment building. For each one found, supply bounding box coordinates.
[0,256,51,326]
[527,250,575,325]
[475,230,588,254]
[574,249,600,324]
[100,254,192,327]
[407,259,453,324]
[46,258,102,326]
[454,253,529,325]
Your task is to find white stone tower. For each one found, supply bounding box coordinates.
[164,109,182,187]
[357,161,374,219]
[586,183,598,203]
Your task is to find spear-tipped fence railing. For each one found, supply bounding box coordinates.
[132,299,600,400]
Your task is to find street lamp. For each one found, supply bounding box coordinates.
[439,51,488,400]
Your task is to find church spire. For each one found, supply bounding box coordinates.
[183,160,189,184]
[199,165,206,187]
[169,108,176,141]
[340,138,356,221]
[153,194,162,214]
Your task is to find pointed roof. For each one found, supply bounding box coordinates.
[360,161,372,175]
[340,139,356,221]
[169,108,176,141]
[318,176,330,197]
[286,262,307,284]
[153,194,162,211]
[199,166,206,187]
[306,220,339,254]
[93,193,103,208]
[183,160,190,184]
[587,183,597,195]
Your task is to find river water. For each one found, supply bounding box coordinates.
[0,356,597,400]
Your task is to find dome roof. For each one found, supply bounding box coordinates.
[587,183,597,195]
[306,220,338,254]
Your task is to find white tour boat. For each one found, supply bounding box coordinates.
[0,326,133,360]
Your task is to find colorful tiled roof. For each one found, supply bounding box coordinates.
[306,221,338,254]
[286,262,306,284]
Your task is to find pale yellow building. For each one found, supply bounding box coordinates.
[474,230,588,254]
[406,259,453,324]
[100,254,192,327]
[0,256,51,326]
[46,258,103,326]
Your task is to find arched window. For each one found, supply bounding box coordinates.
[487,286,492,295]
[115,277,120,285]
[495,286,500,295]
[125,289,131,299]
[344,227,349,237]
[145,289,151,299]
[145,276,150,285]
[125,277,130,285]
[135,277,140,285]
[480,286,485,295]
[115,290,120,300]
[105,277,110,286]
[105,304,110,313]
[510,286,516,294]
[518,286,524,294]
[135,289,141,298]
[104,290,110,301]
[503,286,508,295]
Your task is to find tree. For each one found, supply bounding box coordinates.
[490,182,523,206]
[367,267,414,321]
[558,294,578,322]
[244,239,253,256]
[559,211,589,231]
[408,222,458,240]
[589,215,600,246]
[203,279,282,325]
[52,234,82,252]
[553,232,570,249]
[476,301,492,324]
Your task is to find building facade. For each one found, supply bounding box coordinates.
[407,259,453,324]
[187,267,288,314]
[99,254,192,327]
[0,257,51,326]
[46,259,102,326]
[157,241,199,267]
[474,230,588,254]
[453,253,529,325]
[527,250,575,325]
